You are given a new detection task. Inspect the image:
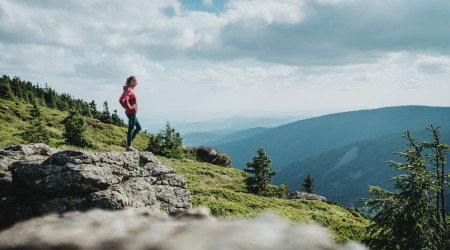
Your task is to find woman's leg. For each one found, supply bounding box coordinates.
[126,114,136,146]
[131,115,142,142]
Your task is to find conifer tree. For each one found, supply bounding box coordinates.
[302,173,315,194]
[422,125,449,231]
[43,84,57,108]
[21,120,51,145]
[21,104,51,145]
[30,103,42,119]
[244,147,279,195]
[100,101,113,124]
[147,122,185,159]
[11,77,24,100]
[0,75,15,100]
[362,127,449,250]
[89,100,100,119]
[111,109,125,126]
[62,109,97,149]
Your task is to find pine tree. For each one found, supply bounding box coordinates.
[89,100,100,119]
[21,119,51,145]
[43,84,57,108]
[244,147,279,195]
[100,101,113,124]
[11,77,24,100]
[147,122,184,159]
[62,109,97,148]
[111,109,125,126]
[362,127,449,250]
[0,75,15,100]
[21,104,51,145]
[302,173,315,194]
[30,103,42,119]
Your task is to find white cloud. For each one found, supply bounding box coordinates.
[1,0,450,124]
[223,0,305,24]
[414,55,450,75]
[202,0,214,7]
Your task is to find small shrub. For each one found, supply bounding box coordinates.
[260,184,289,198]
[148,122,184,159]
[62,109,98,149]
[21,119,52,145]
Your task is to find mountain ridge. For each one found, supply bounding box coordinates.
[215,105,450,170]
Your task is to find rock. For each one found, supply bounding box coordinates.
[186,146,232,167]
[0,208,366,250]
[0,143,55,189]
[285,191,327,202]
[0,106,8,110]
[0,144,192,229]
[176,206,216,221]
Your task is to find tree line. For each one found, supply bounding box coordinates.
[0,75,125,127]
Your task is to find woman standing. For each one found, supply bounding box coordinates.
[121,76,142,151]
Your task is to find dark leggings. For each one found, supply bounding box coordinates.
[127,114,142,146]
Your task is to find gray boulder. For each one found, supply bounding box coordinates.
[285,191,327,202]
[0,208,366,250]
[0,144,192,229]
[186,146,232,167]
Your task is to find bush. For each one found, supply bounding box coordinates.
[62,109,97,149]
[260,184,289,198]
[148,122,184,159]
[21,119,52,145]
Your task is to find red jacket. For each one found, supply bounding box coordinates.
[122,86,138,115]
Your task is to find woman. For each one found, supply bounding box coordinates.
[121,76,142,151]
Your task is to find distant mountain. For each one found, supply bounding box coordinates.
[215,106,450,170]
[273,129,450,208]
[211,127,270,146]
[183,127,269,147]
[175,115,306,135]
[182,132,224,147]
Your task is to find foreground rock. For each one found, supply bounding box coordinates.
[285,191,327,202]
[0,208,366,250]
[0,143,192,228]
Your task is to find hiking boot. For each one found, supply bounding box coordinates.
[126,147,138,152]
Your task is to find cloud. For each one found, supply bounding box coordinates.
[2,0,450,67]
[173,63,302,91]
[1,0,450,124]
[415,55,450,75]
[208,0,450,65]
[202,0,214,7]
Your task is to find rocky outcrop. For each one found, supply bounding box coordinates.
[185,146,232,167]
[0,143,192,228]
[0,208,366,250]
[285,191,327,202]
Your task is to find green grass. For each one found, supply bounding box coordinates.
[0,99,149,151]
[0,98,370,244]
[159,156,369,243]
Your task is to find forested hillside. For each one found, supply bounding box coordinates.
[0,75,125,127]
[0,75,148,151]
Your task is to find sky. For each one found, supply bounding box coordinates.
[1,0,450,131]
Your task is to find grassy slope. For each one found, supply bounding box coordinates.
[160,157,369,243]
[0,99,149,151]
[0,98,369,243]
